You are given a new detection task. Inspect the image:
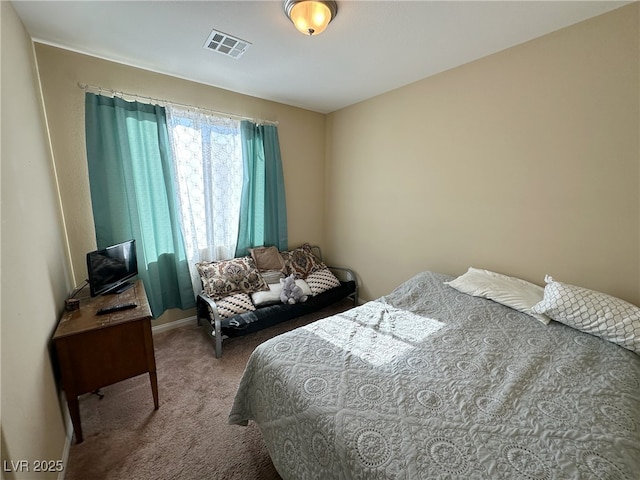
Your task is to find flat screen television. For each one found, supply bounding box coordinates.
[86,239,138,296]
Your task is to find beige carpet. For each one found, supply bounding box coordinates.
[64,299,354,480]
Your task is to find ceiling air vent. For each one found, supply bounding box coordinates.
[203,29,251,59]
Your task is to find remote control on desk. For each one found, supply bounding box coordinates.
[96,303,138,315]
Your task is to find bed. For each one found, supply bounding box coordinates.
[229,270,640,479]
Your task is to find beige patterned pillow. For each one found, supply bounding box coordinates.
[249,246,287,273]
[197,257,268,299]
[285,243,325,279]
[306,267,341,296]
[531,275,640,354]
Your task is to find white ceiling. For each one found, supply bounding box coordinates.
[12,0,629,114]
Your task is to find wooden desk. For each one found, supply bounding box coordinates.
[52,280,158,443]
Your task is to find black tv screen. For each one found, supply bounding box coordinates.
[87,240,138,296]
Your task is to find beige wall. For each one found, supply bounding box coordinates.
[1,2,71,478]
[2,1,639,474]
[326,3,640,305]
[34,44,327,326]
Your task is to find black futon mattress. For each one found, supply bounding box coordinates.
[220,280,356,337]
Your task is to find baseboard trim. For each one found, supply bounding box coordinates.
[151,315,197,335]
[59,432,71,480]
[58,393,73,480]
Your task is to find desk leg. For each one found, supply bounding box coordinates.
[149,371,159,410]
[66,394,84,444]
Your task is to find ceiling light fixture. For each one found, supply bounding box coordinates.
[283,0,338,36]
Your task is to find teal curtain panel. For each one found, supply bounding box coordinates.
[235,121,288,257]
[85,93,195,317]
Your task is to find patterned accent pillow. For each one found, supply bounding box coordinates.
[285,243,325,279]
[196,257,268,299]
[531,275,640,353]
[306,267,341,296]
[214,293,256,319]
[279,250,292,272]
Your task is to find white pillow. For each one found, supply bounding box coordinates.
[250,280,312,306]
[531,275,640,354]
[251,284,282,306]
[445,267,550,324]
[295,279,313,298]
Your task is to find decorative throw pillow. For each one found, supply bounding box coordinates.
[306,267,341,296]
[531,275,640,354]
[249,246,287,273]
[445,267,550,324]
[196,257,268,299]
[214,293,255,319]
[285,243,324,279]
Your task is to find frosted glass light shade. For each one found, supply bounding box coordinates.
[284,0,337,36]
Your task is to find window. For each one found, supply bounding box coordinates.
[166,107,242,293]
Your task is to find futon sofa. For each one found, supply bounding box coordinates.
[196,244,357,357]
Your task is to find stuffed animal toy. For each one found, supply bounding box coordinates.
[280,274,308,304]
